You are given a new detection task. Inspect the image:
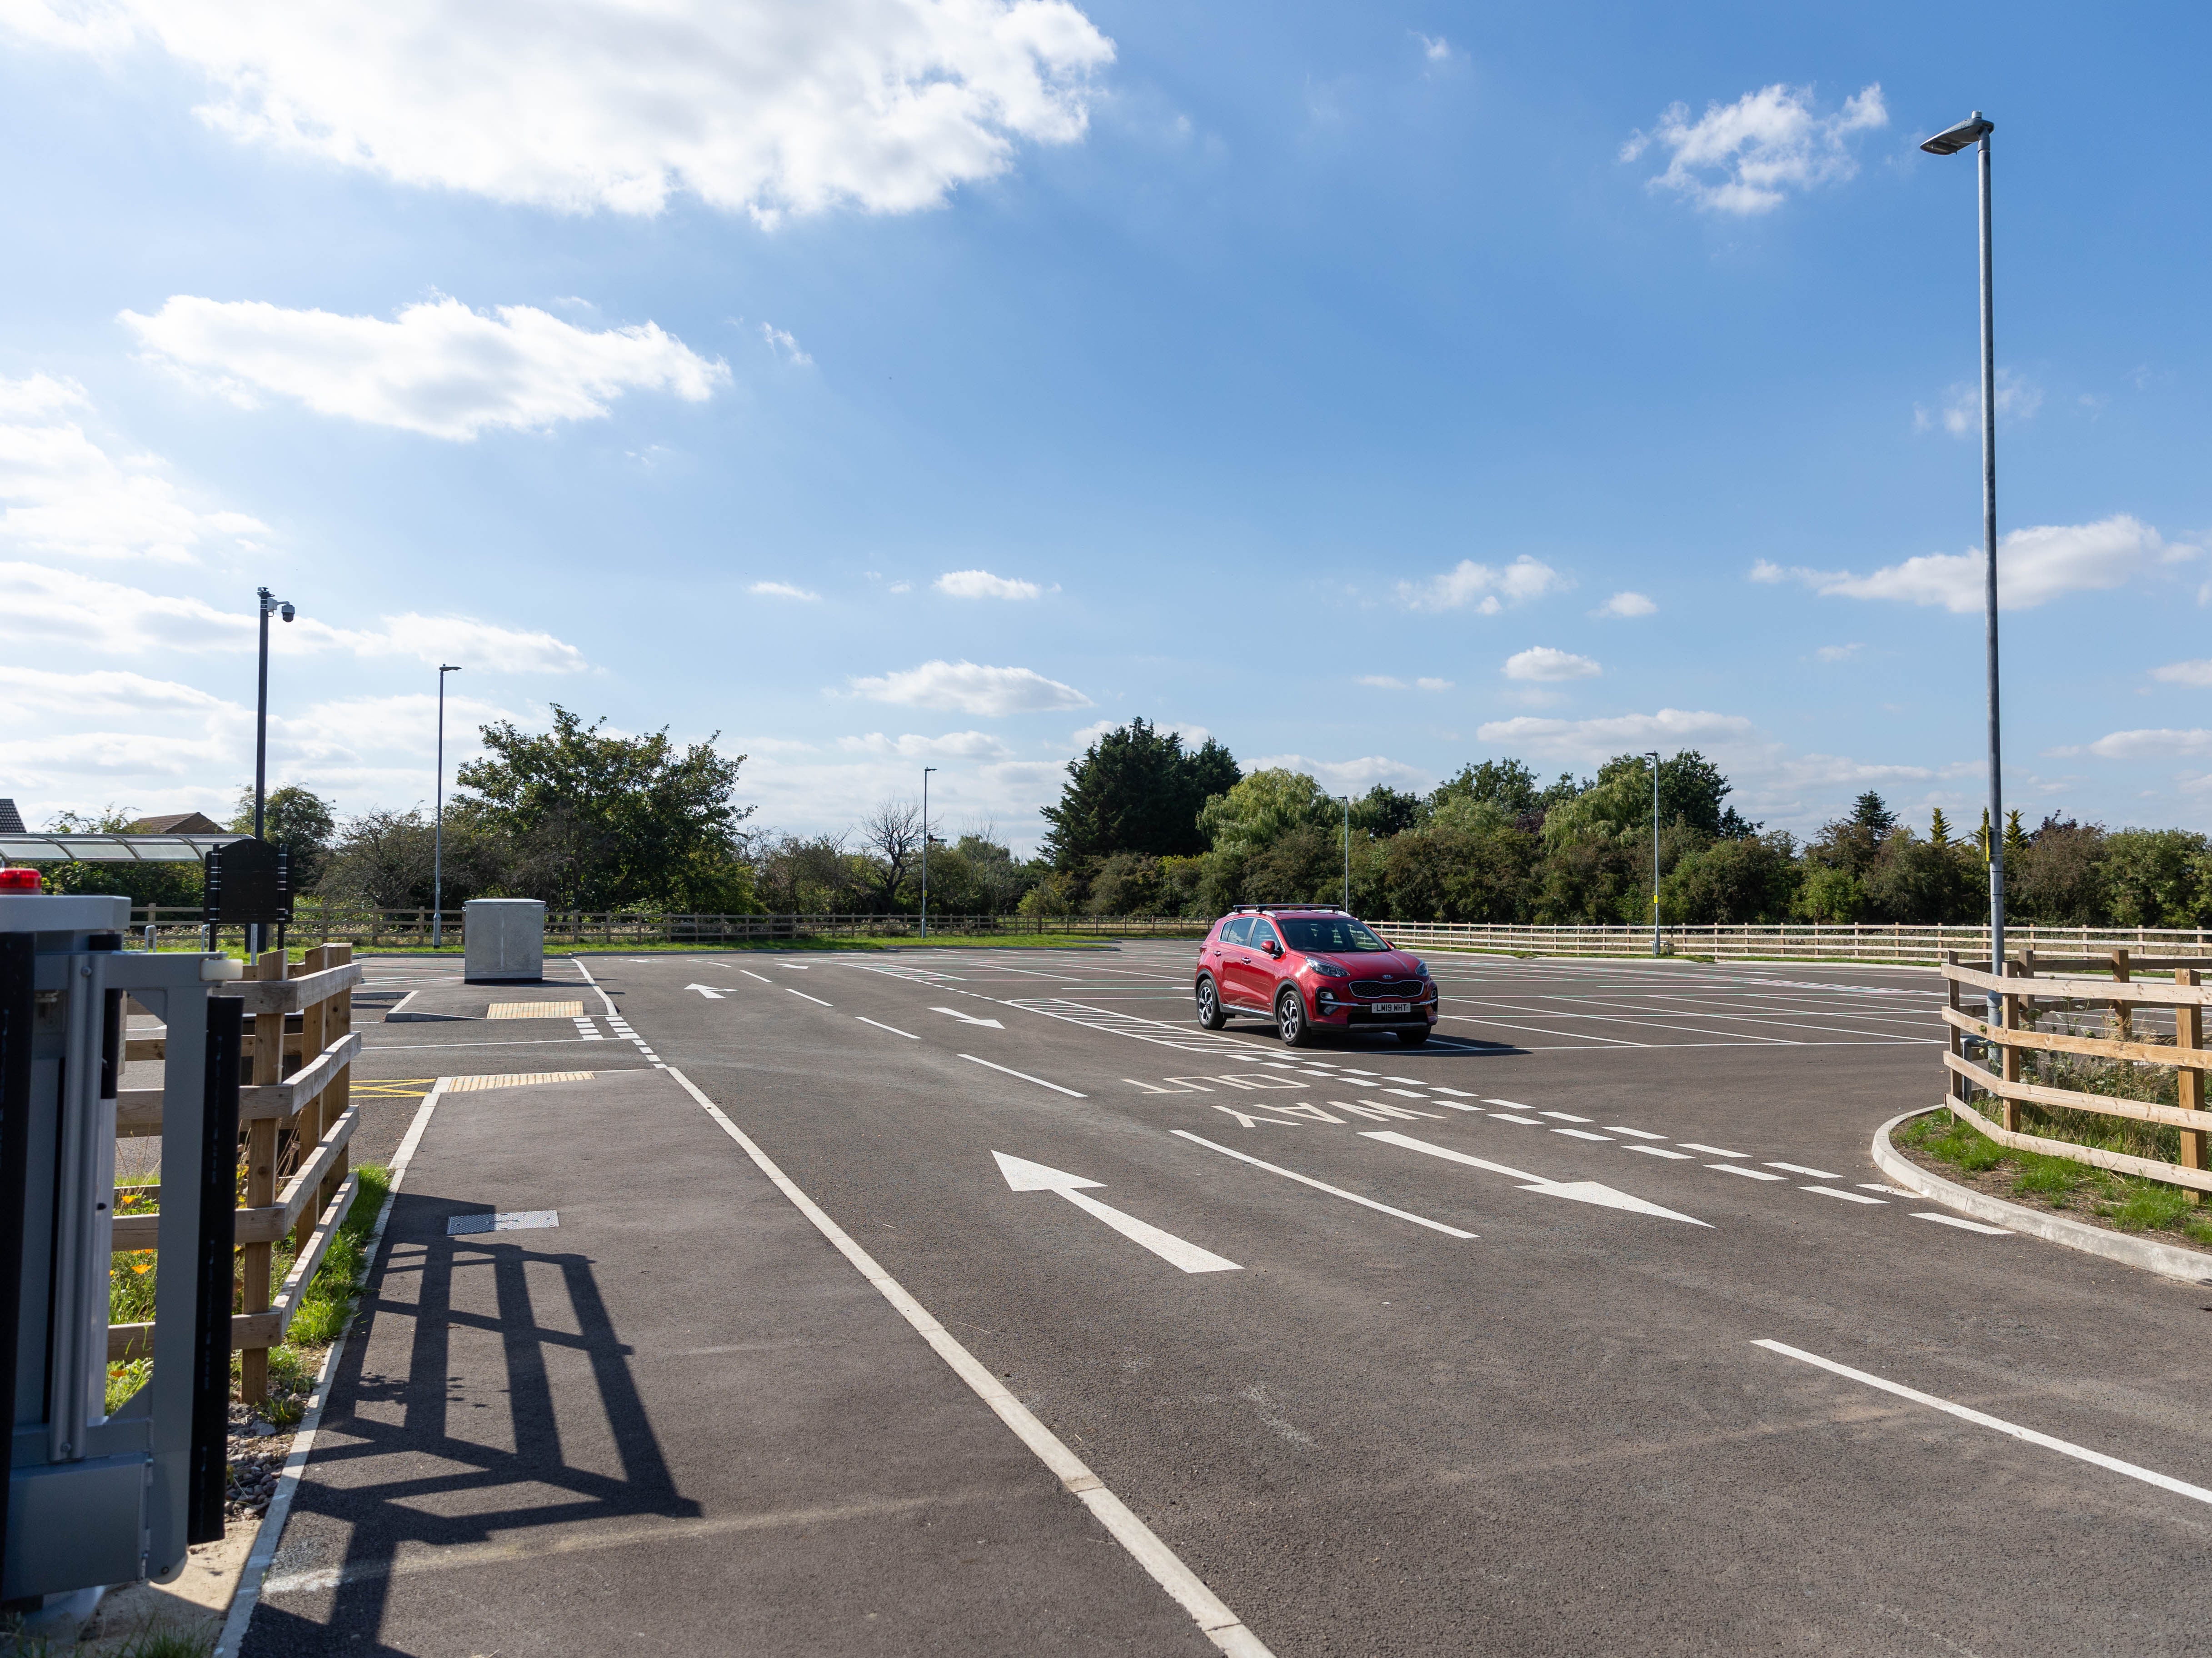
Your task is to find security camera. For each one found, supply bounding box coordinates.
[280,603,295,623]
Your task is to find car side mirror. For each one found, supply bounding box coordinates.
[1265,940,1283,958]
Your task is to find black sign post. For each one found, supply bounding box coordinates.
[204,838,290,959]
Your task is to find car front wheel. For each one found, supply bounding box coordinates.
[1277,988,1315,1048]
[1195,975,1228,1029]
[1395,1026,1431,1046]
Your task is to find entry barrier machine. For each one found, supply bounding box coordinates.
[1,894,245,1610]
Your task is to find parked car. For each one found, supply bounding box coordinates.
[1193,904,1438,1046]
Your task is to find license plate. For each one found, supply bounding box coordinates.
[1370,1001,1412,1014]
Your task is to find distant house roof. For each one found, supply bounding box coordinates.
[127,812,227,835]
[0,799,23,834]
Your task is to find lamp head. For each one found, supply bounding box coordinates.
[1920,112,1993,155]
[440,663,460,674]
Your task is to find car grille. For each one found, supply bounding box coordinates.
[1351,980,1424,999]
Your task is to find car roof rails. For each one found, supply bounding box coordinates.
[1227,904,1348,915]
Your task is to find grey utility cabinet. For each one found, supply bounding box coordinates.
[463,899,545,983]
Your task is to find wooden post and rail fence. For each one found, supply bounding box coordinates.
[110,944,364,1402]
[1939,948,2212,1199]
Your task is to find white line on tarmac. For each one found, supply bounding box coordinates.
[1626,1145,1694,1159]
[959,1054,1087,1098]
[740,969,774,985]
[855,1016,919,1039]
[1679,1143,1746,1158]
[1538,1110,1593,1122]
[1551,1128,1612,1141]
[1913,1211,2013,1235]
[786,989,834,1007]
[1752,1339,2212,1508]
[1805,1186,1886,1204]
[1767,1161,1842,1179]
[664,1070,1273,1658]
[1708,1164,1788,1181]
[1489,1113,1542,1124]
[1172,1130,1477,1238]
[1606,1125,1668,1139]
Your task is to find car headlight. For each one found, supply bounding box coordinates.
[1305,958,1350,978]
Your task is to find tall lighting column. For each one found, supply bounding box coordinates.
[433,664,460,949]
[1920,110,2004,1005]
[1645,751,1662,957]
[1340,796,1351,912]
[251,586,295,957]
[920,767,938,941]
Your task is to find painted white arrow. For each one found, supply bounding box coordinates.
[932,1005,1005,1029]
[685,984,727,999]
[992,1152,1242,1273]
[1360,1130,1712,1227]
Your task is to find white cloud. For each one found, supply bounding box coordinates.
[1476,709,1755,760]
[1503,646,1601,682]
[2152,661,2212,689]
[1814,643,1862,663]
[2083,729,2212,761]
[837,730,1015,760]
[0,373,267,562]
[1396,556,1564,614]
[760,323,811,365]
[1748,559,1785,583]
[750,580,821,601]
[1914,369,2042,436]
[121,295,728,440]
[0,562,587,673]
[1357,675,1408,689]
[1248,754,1432,794]
[0,664,227,721]
[935,569,1047,600]
[1779,515,2192,613]
[10,0,1114,221]
[1066,718,1210,751]
[1416,677,1453,692]
[1413,33,1451,61]
[846,659,1090,716]
[1597,591,1656,618]
[1622,82,1886,215]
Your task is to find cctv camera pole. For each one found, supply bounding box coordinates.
[250,588,291,957]
[434,665,460,949]
[920,767,937,940]
[1646,751,1662,956]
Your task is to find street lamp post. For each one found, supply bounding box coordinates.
[1645,751,1662,957]
[1921,110,2005,1009]
[251,587,295,957]
[921,767,938,941]
[1340,796,1351,912]
[433,664,460,949]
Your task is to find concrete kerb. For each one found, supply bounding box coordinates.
[1872,1107,2212,1287]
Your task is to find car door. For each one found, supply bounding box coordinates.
[1242,918,1286,1007]
[1214,916,1258,1003]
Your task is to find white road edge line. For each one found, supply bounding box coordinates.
[1172,1130,1478,1239]
[571,955,620,1019]
[1913,1210,2013,1235]
[855,1015,920,1040]
[1752,1338,2212,1508]
[385,988,420,1017]
[665,1069,1272,1658]
[959,1053,1087,1098]
[216,1077,450,1657]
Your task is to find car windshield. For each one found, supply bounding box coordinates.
[1278,916,1390,953]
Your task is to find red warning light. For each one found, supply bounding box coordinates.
[0,868,41,892]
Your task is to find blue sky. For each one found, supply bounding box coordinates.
[1,0,2205,853]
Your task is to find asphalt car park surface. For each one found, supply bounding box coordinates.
[332,944,2212,1655]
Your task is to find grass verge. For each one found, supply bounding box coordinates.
[1895,1108,2212,1248]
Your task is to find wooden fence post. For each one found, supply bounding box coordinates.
[2177,968,2205,1205]
[2110,948,2132,1043]
[2000,957,2027,1132]
[291,945,331,1255]
[240,946,285,1403]
[1943,951,1964,1105]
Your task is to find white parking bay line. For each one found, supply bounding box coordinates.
[1430,1086,1477,1098]
[786,989,834,1008]
[1859,1184,1915,1196]
[739,969,774,985]
[1626,1145,1694,1160]
[1708,1164,1788,1181]
[1484,1098,1533,1109]
[1381,1089,1429,1100]
[1913,1211,2012,1235]
[1680,1143,1746,1158]
[855,1016,919,1040]
[1538,1110,1593,1123]
[1489,1113,1543,1125]
[1753,1338,2212,1508]
[1767,1161,1843,1179]
[960,1054,1088,1099]
[1804,1186,1886,1204]
[1173,1131,1477,1239]
[1551,1128,1613,1142]
[1606,1126,1668,1140]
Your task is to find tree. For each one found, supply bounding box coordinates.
[1929,807,1953,849]
[1039,719,1239,868]
[1852,792,1897,842]
[317,808,509,910]
[951,833,1036,915]
[2102,829,2211,928]
[40,807,205,906]
[1350,785,1424,838]
[1432,759,1542,819]
[1196,768,1335,856]
[229,785,337,887]
[454,705,752,910]
[857,799,923,911]
[1662,834,1798,924]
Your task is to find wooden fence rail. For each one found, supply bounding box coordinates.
[121,908,1210,947]
[1938,948,2212,1197]
[108,944,361,1401]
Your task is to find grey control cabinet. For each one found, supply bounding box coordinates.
[464,898,545,983]
[2,896,240,1608]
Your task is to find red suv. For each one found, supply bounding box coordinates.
[1193,905,1439,1047]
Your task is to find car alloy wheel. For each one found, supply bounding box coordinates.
[1195,974,1228,1029]
[1277,988,1314,1048]
[1396,1026,1431,1046]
